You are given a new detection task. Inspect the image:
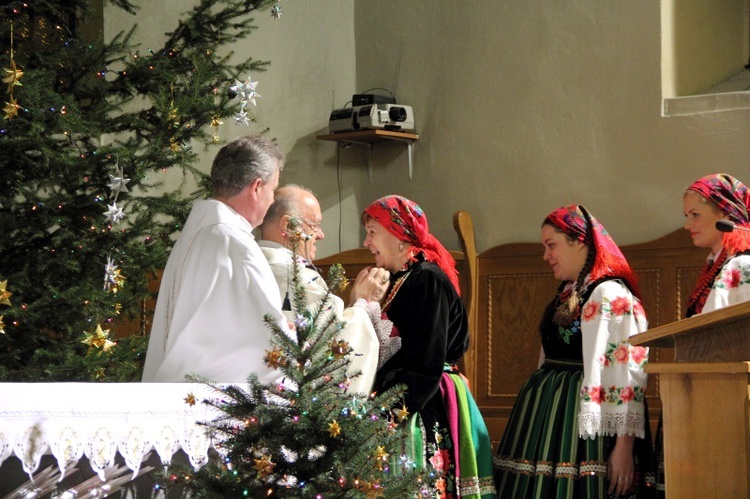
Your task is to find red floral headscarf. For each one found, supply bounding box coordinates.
[363,195,461,295]
[545,205,640,298]
[687,173,750,254]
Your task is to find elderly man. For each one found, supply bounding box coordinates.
[258,185,395,394]
[142,135,290,383]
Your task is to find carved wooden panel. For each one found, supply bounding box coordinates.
[485,273,556,398]
[477,271,556,442]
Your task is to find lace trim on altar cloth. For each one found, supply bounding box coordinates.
[0,383,222,482]
[578,411,645,439]
[0,419,214,481]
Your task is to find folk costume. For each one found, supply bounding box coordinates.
[685,174,750,316]
[259,240,382,394]
[364,196,496,499]
[493,205,655,499]
[142,199,289,383]
[655,174,750,495]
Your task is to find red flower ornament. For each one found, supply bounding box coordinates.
[609,296,631,316]
[582,301,600,321]
[724,269,742,288]
[587,385,605,404]
[429,448,450,472]
[620,386,635,402]
[613,344,630,364]
[630,346,648,365]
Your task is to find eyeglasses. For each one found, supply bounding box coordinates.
[299,218,322,234]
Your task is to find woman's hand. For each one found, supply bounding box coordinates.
[349,266,390,305]
[607,434,635,496]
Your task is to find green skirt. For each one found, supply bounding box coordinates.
[493,361,655,499]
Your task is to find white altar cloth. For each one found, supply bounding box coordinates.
[0,383,221,480]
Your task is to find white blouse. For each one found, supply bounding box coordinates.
[577,279,649,440]
[700,252,750,314]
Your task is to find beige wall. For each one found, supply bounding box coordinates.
[105,1,750,257]
[351,0,750,254]
[663,0,749,97]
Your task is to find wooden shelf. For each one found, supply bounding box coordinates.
[317,129,418,143]
[316,129,419,181]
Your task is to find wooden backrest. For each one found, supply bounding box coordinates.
[452,210,478,385]
[470,228,707,444]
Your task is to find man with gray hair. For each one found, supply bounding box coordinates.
[142,134,290,383]
[258,185,399,394]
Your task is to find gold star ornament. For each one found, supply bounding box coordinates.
[330,339,350,360]
[3,97,19,121]
[184,392,197,406]
[373,446,389,471]
[253,454,276,479]
[328,419,341,438]
[327,263,349,294]
[3,63,23,93]
[364,480,384,498]
[168,105,179,126]
[0,280,12,306]
[210,115,223,128]
[81,324,116,353]
[264,346,287,368]
[394,405,410,424]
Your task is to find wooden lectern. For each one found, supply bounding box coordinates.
[630,300,750,499]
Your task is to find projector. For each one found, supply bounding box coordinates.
[328,108,356,133]
[328,104,415,133]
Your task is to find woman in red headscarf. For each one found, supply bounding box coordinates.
[654,173,750,495]
[682,173,750,315]
[362,195,496,499]
[493,205,655,499]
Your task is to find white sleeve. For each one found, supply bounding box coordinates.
[578,280,649,439]
[352,299,401,370]
[701,254,750,314]
[339,304,380,394]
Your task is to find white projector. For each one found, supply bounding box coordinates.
[328,104,415,133]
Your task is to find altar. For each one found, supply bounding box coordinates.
[0,383,220,496]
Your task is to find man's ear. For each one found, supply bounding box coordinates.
[279,214,292,234]
[247,177,263,197]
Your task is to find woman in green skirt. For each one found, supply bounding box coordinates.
[493,205,655,498]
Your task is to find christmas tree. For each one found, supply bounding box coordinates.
[0,0,279,381]
[165,224,432,498]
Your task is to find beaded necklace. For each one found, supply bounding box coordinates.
[382,271,412,312]
[686,250,729,317]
